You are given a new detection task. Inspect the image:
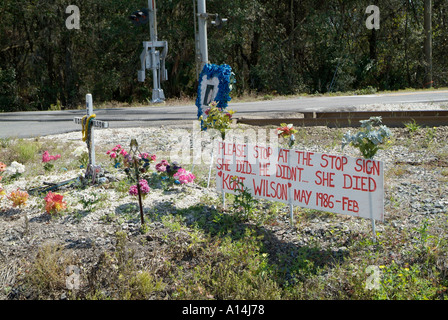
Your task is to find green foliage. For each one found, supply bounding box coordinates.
[2,0,448,111]
[374,262,443,300]
[0,67,19,111]
[8,139,41,164]
[231,177,258,221]
[404,119,421,133]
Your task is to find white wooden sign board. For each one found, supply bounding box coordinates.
[216,142,384,221]
[198,75,220,117]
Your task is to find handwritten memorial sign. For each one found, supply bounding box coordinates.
[216,142,384,221]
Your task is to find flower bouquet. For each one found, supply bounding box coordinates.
[199,101,235,140]
[341,116,392,159]
[106,144,156,181]
[154,160,195,186]
[277,123,298,148]
[42,151,61,171]
[129,179,151,199]
[44,191,67,215]
[0,162,6,183]
[3,161,25,181]
[72,145,89,168]
[7,188,29,208]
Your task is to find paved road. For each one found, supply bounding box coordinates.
[0,90,447,139]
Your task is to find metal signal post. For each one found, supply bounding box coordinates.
[133,0,168,103]
[194,0,228,77]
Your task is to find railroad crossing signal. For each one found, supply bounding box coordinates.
[131,1,168,104]
[129,8,149,26]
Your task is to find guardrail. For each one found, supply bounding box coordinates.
[236,110,448,128]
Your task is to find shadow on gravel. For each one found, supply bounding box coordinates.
[0,208,22,220]
[144,201,349,286]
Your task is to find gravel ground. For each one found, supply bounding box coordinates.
[0,102,447,299]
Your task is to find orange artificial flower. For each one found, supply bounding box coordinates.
[7,189,29,208]
[44,191,67,214]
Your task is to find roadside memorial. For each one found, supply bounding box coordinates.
[216,142,385,238]
[195,63,235,189]
[73,94,109,183]
[196,63,233,119]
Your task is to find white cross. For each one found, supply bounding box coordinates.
[74,94,109,169]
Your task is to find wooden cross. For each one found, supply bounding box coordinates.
[74,94,109,179]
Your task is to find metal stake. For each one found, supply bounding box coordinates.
[130,139,145,225]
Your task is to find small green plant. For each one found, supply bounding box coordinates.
[424,127,437,145]
[404,119,421,134]
[231,177,258,221]
[413,218,434,256]
[342,116,392,159]
[374,261,442,299]
[21,244,73,298]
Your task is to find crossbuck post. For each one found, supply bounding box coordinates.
[74,94,109,180]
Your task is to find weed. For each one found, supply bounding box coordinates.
[374,261,442,299]
[231,177,258,221]
[404,119,421,134]
[20,243,73,299]
[9,139,41,164]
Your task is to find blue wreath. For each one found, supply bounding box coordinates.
[196,63,233,119]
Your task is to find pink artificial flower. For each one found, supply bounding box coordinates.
[42,151,50,163]
[174,169,195,184]
[112,144,122,152]
[110,152,117,159]
[150,155,157,161]
[129,179,150,196]
[155,160,169,172]
[139,179,150,194]
[42,151,61,163]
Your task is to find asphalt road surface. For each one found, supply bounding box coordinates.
[1,90,447,139]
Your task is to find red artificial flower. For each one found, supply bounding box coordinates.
[44,191,67,214]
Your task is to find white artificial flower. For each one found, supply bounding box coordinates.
[5,161,25,175]
[72,146,88,157]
